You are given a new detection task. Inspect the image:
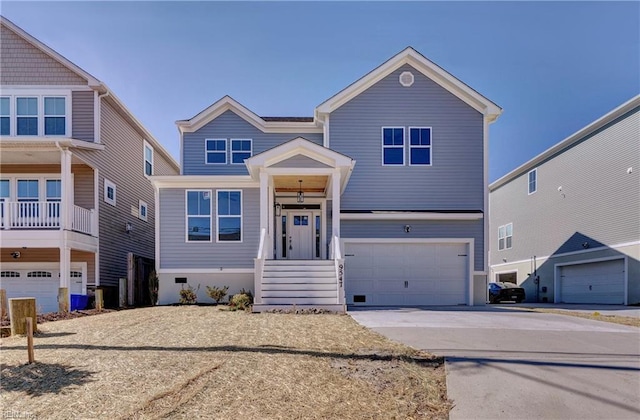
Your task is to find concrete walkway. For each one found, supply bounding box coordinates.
[349,306,640,419]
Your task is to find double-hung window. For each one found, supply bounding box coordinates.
[498,223,513,251]
[0,179,9,218]
[528,169,537,194]
[206,139,227,164]
[382,127,404,165]
[138,200,148,222]
[144,141,154,176]
[186,190,211,242]
[44,97,66,135]
[230,139,252,164]
[104,179,116,206]
[16,97,38,136]
[0,97,9,136]
[46,179,61,218]
[409,127,432,165]
[217,190,241,242]
[17,179,39,219]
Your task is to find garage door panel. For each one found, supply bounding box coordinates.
[345,241,469,306]
[560,259,624,304]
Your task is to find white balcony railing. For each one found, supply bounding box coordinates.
[0,201,95,236]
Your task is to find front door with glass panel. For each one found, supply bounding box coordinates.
[288,212,313,259]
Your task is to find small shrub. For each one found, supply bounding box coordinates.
[148,270,159,306]
[229,288,254,311]
[205,285,229,304]
[179,283,200,305]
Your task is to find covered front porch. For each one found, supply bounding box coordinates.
[245,138,355,311]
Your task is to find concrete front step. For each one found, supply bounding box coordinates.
[260,297,340,305]
[262,283,337,291]
[252,304,346,313]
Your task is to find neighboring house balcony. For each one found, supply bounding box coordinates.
[1,200,95,236]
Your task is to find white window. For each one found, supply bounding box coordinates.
[409,127,432,165]
[186,190,211,242]
[16,97,38,136]
[217,190,242,242]
[205,139,227,164]
[498,223,513,251]
[138,200,148,222]
[0,97,10,136]
[104,179,116,206]
[44,97,66,135]
[144,141,154,176]
[528,169,537,195]
[382,127,405,166]
[230,139,252,164]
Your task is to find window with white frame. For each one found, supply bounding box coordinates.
[409,127,432,165]
[0,179,9,218]
[138,200,148,222]
[46,179,62,218]
[230,139,252,164]
[217,190,242,242]
[144,141,154,176]
[528,169,537,194]
[0,97,9,136]
[205,139,227,164]
[498,223,513,250]
[16,97,38,136]
[382,127,404,165]
[186,190,211,242]
[44,97,66,135]
[104,179,116,206]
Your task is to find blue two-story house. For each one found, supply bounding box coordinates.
[152,47,502,311]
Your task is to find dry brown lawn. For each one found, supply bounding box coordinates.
[0,306,450,419]
[508,306,640,327]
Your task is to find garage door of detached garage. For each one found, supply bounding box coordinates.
[344,241,470,306]
[558,259,626,304]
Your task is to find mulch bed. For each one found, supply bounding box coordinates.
[1,308,116,327]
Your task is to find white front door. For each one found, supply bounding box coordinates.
[288,212,313,259]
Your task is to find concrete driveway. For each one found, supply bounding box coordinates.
[349,306,640,419]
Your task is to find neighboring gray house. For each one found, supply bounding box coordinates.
[489,96,640,305]
[153,47,502,311]
[0,17,179,312]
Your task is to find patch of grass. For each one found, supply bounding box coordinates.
[512,307,640,327]
[0,307,451,419]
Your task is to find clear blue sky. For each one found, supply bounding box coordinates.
[2,1,638,181]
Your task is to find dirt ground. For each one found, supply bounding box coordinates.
[0,306,451,419]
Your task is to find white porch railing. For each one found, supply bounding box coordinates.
[254,228,271,304]
[330,235,345,305]
[0,201,95,236]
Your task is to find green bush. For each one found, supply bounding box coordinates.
[205,285,229,304]
[179,283,200,305]
[229,288,254,311]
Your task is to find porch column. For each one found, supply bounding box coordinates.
[267,180,275,255]
[59,245,71,312]
[60,148,73,231]
[259,171,268,232]
[332,169,341,238]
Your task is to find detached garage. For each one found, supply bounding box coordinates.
[1,264,86,314]
[555,258,626,305]
[343,239,472,306]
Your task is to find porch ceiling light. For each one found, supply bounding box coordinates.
[297,180,304,203]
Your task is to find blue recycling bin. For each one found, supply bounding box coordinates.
[70,294,89,311]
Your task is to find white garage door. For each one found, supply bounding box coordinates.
[344,241,469,306]
[1,265,85,314]
[559,259,625,304]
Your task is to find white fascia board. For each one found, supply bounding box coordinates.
[176,96,321,134]
[151,175,258,189]
[265,167,337,176]
[64,231,99,253]
[490,94,640,192]
[316,47,502,121]
[1,230,63,248]
[1,17,101,87]
[340,212,483,221]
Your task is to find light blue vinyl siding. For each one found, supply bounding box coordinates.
[159,187,259,268]
[183,110,323,175]
[329,64,484,211]
[341,219,484,271]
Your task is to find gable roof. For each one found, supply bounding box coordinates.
[315,47,502,123]
[490,94,640,191]
[176,96,322,134]
[0,16,179,172]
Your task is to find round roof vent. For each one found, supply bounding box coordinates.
[399,71,414,87]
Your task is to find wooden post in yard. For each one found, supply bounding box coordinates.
[58,287,69,313]
[0,289,7,318]
[26,317,35,364]
[95,289,104,311]
[9,297,37,336]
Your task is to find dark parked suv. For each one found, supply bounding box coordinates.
[488,282,525,303]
